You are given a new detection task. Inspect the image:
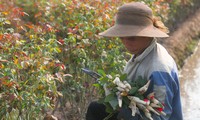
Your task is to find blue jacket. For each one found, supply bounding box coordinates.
[123,39,183,120]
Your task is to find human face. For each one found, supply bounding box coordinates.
[120,37,153,55]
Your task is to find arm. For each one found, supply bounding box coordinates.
[144,70,183,120]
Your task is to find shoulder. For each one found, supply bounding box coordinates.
[146,43,177,76]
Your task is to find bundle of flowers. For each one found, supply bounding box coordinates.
[94,73,166,120]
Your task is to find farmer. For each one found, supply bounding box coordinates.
[86,2,183,120]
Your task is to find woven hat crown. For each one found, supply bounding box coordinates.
[116,2,153,26]
[99,2,169,38]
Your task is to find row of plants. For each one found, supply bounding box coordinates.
[0,0,193,119]
[0,1,64,119]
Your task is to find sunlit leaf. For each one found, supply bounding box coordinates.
[34,12,42,18]
[0,34,3,40]
[93,83,100,87]
[14,59,18,65]
[7,81,15,88]
[2,12,8,15]
[97,69,106,76]
[119,73,127,81]
[25,24,34,29]
[0,64,4,69]
[4,20,11,24]
[57,91,63,97]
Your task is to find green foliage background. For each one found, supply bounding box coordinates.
[0,0,195,119]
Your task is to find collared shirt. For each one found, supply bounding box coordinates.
[123,39,183,120]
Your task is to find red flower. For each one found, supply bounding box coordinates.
[144,98,149,102]
[150,95,154,99]
[60,64,65,70]
[156,107,163,112]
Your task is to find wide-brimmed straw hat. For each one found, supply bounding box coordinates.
[99,2,169,37]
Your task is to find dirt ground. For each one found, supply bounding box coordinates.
[161,8,200,68]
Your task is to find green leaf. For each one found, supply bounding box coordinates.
[128,87,139,95]
[109,98,118,110]
[97,69,106,76]
[102,94,119,111]
[105,103,114,113]
[119,73,127,81]
[135,93,144,100]
[136,76,147,87]
[98,98,105,104]
[122,97,130,107]
[93,83,100,88]
[99,76,109,84]
[104,93,115,102]
[129,81,137,87]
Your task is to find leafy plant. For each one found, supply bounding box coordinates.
[0,2,64,119]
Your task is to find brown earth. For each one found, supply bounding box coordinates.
[161,8,200,69]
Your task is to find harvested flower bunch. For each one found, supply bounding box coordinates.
[94,73,166,120]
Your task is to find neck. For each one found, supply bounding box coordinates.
[134,38,154,57]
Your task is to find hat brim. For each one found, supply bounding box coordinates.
[99,24,169,38]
